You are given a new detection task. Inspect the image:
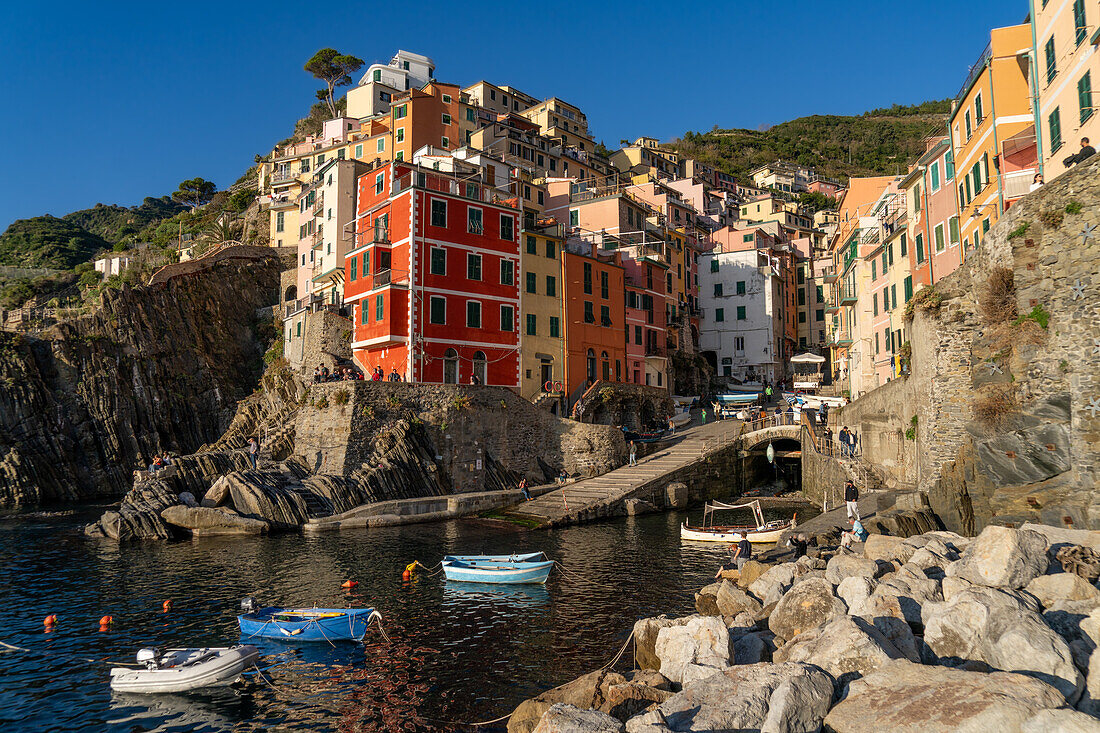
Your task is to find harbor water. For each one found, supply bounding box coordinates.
[0,502,802,732]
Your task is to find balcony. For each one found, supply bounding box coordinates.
[645,344,667,358]
[311,195,324,217]
[1003,168,1037,201]
[267,195,295,210]
[956,40,993,102]
[271,169,298,186]
[361,268,410,290]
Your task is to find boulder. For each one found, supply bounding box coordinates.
[1022,708,1100,733]
[693,592,720,616]
[836,575,876,613]
[202,475,232,507]
[624,499,659,516]
[1080,645,1100,716]
[853,593,921,662]
[629,662,833,733]
[825,553,881,585]
[794,555,826,572]
[533,704,624,733]
[923,586,1082,701]
[664,482,689,510]
[732,631,771,665]
[1081,609,1100,647]
[1025,573,1100,609]
[654,616,732,685]
[509,670,629,733]
[949,525,1049,589]
[749,563,797,607]
[908,544,955,573]
[633,617,691,672]
[715,581,763,618]
[768,577,847,642]
[225,471,309,529]
[84,482,180,541]
[736,560,770,589]
[160,505,269,536]
[942,575,975,601]
[823,659,1068,732]
[598,683,673,722]
[773,616,906,684]
[864,533,908,563]
[1056,545,1100,583]
[870,565,943,631]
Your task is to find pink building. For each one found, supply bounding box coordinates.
[902,137,962,288]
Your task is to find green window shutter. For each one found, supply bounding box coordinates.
[1050,108,1063,152]
[930,162,940,190]
[360,304,367,324]
[526,314,536,335]
[1045,37,1057,83]
[736,306,746,320]
[715,308,724,322]
[949,217,960,244]
[376,294,384,321]
[549,317,560,338]
[1079,72,1093,125]
[526,272,536,293]
[1074,0,1087,45]
[526,235,536,254]
[945,150,954,179]
[710,259,719,273]
[916,234,925,263]
[873,293,878,316]
[904,276,913,302]
[546,276,556,297]
[350,257,357,281]
[900,233,908,256]
[871,260,876,280]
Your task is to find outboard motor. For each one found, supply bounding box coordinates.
[240,597,259,615]
[136,648,161,670]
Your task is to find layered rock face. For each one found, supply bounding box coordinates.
[0,257,281,508]
[514,524,1100,731]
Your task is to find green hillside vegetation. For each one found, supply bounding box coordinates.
[62,197,187,244]
[668,100,952,184]
[0,216,109,269]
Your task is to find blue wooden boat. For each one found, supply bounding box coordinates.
[237,601,380,642]
[442,553,554,584]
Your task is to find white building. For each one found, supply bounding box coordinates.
[346,50,435,118]
[699,247,785,384]
[94,253,134,276]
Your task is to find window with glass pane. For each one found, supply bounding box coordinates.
[431,199,446,227]
[500,215,514,241]
[549,317,560,337]
[500,260,514,286]
[466,301,481,328]
[467,253,482,280]
[716,308,724,322]
[736,281,746,295]
[546,276,556,296]
[736,306,746,320]
[468,207,483,233]
[526,313,536,335]
[431,248,446,275]
[501,305,514,331]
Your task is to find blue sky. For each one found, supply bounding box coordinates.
[0,0,1027,231]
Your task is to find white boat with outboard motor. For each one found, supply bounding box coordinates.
[109,645,260,693]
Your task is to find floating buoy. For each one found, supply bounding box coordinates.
[162,600,172,613]
[402,569,411,582]
[99,615,113,630]
[341,580,358,589]
[43,615,57,627]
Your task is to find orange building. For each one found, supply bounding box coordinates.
[561,237,627,403]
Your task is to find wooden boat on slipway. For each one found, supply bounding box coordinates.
[680,499,795,544]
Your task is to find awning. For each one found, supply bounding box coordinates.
[790,352,826,364]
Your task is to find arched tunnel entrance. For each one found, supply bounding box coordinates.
[740,436,802,495]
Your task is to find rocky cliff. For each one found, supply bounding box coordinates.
[0,256,281,507]
[835,158,1100,534]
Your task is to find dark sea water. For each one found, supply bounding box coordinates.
[0,503,799,732]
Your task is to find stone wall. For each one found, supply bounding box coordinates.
[835,157,1100,534]
[573,381,675,430]
[294,381,626,492]
[833,376,919,491]
[147,245,280,286]
[800,442,849,508]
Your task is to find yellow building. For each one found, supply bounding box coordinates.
[521,98,595,153]
[949,23,1037,252]
[1032,0,1098,182]
[519,222,567,406]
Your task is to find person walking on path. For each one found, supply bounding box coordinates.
[628,440,637,466]
[518,478,531,501]
[247,437,259,471]
[838,426,850,457]
[701,408,707,424]
[667,417,675,435]
[819,402,829,427]
[765,385,773,402]
[844,479,860,522]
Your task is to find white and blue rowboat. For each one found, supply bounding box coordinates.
[237,599,381,642]
[442,553,554,584]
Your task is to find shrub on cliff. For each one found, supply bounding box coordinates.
[904,286,941,320]
[973,385,1018,429]
[333,389,349,406]
[0,215,109,269]
[981,267,1017,325]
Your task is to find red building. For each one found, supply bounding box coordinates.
[343,161,520,386]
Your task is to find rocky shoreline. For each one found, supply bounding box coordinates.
[508,523,1100,732]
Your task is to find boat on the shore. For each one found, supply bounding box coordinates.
[109,646,259,693]
[442,552,554,584]
[680,499,795,544]
[237,600,381,642]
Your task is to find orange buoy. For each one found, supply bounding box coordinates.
[341,580,358,589]
[402,569,411,582]
[99,615,113,629]
[43,614,57,627]
[162,600,172,613]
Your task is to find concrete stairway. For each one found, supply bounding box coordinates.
[508,418,744,526]
[286,482,332,519]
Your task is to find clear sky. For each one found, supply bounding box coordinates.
[0,0,1028,231]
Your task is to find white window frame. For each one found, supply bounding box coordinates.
[500,214,514,241]
[374,172,384,195]
[500,304,514,332]
[467,252,482,281]
[468,206,483,234]
[430,198,447,228]
[430,246,447,276]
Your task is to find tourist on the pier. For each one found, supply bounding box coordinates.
[765,385,773,401]
[838,426,850,457]
[667,417,675,435]
[518,478,531,501]
[1031,173,1045,192]
[787,533,808,558]
[372,367,383,381]
[161,453,173,466]
[701,408,707,424]
[313,366,321,383]
[629,440,637,466]
[844,480,860,522]
[731,533,753,570]
[840,528,855,552]
[852,518,868,542]
[557,469,568,484]
[149,455,164,472]
[247,437,258,470]
[819,402,829,426]
[321,365,330,381]
[388,368,401,382]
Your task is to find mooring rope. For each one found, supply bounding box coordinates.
[552,561,619,590]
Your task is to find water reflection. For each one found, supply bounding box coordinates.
[0,504,799,731]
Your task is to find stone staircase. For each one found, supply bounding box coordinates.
[507,418,744,526]
[285,481,332,519]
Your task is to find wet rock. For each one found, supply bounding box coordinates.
[948,525,1049,589]
[533,703,624,733]
[654,616,732,685]
[633,617,691,672]
[84,482,179,541]
[160,505,269,536]
[1025,573,1100,609]
[509,670,628,733]
[716,581,762,617]
[768,577,847,642]
[628,662,834,733]
[823,659,1068,732]
[225,471,308,529]
[825,553,881,585]
[773,615,906,684]
[624,499,658,516]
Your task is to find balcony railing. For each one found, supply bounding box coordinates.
[1003,168,1037,201]
[361,268,410,290]
[645,344,667,358]
[956,40,993,102]
[271,169,297,185]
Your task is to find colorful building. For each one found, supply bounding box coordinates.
[949,23,1037,253]
[561,238,627,403]
[900,136,962,289]
[1031,0,1099,183]
[519,221,566,404]
[343,161,521,386]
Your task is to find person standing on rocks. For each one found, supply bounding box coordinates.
[730,532,752,571]
[247,437,258,471]
[844,479,859,522]
[629,440,637,466]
